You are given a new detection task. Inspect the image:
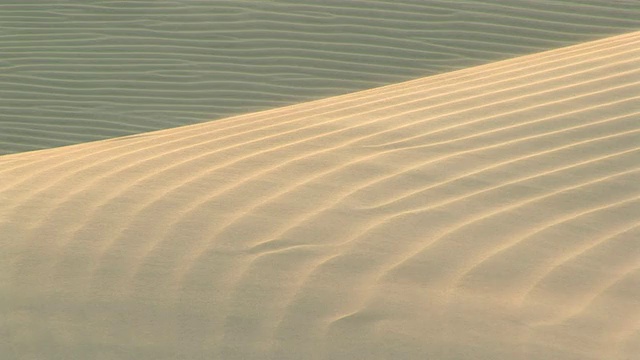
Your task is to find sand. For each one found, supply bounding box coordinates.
[1,1,639,154]
[1,30,639,359]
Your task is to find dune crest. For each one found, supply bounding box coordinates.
[1,0,639,154]
[1,31,640,359]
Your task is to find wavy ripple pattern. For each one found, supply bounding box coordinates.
[1,31,639,359]
[1,0,639,154]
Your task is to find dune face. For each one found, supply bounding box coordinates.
[1,1,640,154]
[1,31,639,359]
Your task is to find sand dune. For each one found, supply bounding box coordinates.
[1,0,640,154]
[2,31,640,359]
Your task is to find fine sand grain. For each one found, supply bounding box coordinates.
[1,31,640,359]
[1,0,639,154]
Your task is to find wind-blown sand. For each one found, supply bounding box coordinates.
[1,0,639,154]
[2,31,640,359]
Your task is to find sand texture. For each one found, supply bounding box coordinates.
[1,0,640,154]
[1,31,639,359]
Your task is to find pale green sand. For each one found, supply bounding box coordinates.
[1,0,639,154]
[2,31,639,359]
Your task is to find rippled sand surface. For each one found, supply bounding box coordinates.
[2,30,639,359]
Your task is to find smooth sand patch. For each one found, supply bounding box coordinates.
[1,1,639,154]
[1,31,640,359]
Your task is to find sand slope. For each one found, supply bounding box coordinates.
[1,0,640,154]
[1,31,640,359]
